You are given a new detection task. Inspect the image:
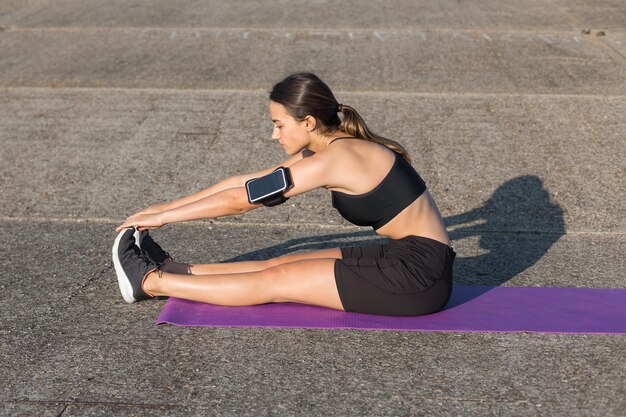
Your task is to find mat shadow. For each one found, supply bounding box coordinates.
[224,230,381,262]
[226,175,565,294]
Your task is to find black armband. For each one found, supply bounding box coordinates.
[245,167,294,207]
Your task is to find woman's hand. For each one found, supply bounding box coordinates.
[127,203,170,218]
[116,203,170,232]
[116,212,167,233]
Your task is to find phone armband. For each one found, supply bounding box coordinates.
[245,167,294,207]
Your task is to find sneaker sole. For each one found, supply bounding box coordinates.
[112,228,137,304]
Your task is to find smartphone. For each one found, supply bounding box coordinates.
[245,167,293,204]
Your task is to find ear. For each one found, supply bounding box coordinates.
[302,115,317,132]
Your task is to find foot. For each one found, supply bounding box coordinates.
[112,228,159,303]
[136,229,173,266]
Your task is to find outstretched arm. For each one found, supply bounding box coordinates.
[125,151,306,218]
[115,150,331,232]
[115,186,260,232]
[169,151,331,221]
[162,187,258,223]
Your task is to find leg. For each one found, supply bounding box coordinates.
[161,247,342,275]
[143,258,345,311]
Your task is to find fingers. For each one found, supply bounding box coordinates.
[115,217,161,233]
[115,223,131,233]
[116,218,138,232]
[117,207,166,233]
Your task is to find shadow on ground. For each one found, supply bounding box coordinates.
[227,175,565,288]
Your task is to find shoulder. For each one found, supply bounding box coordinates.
[297,138,396,173]
[282,150,337,197]
[318,139,398,193]
[322,138,396,166]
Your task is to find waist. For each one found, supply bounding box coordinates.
[373,191,451,245]
[388,234,454,252]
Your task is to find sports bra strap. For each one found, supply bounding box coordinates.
[328,136,356,145]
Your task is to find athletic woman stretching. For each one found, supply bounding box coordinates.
[113,72,455,316]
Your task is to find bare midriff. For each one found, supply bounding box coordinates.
[375,189,451,246]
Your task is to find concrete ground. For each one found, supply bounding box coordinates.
[1,1,625,416]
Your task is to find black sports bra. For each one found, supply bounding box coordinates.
[329,137,427,230]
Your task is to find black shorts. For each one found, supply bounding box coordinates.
[334,235,456,316]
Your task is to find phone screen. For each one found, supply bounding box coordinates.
[246,170,288,203]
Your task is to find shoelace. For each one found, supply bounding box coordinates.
[153,240,171,260]
[138,250,161,277]
[144,235,172,263]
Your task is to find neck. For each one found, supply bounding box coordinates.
[306,131,351,153]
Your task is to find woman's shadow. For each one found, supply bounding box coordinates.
[227,175,565,305]
[441,175,565,306]
[446,175,565,286]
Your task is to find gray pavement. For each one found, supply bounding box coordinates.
[1,29,625,94]
[1,1,625,416]
[1,0,626,31]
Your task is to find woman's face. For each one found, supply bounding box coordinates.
[269,101,309,155]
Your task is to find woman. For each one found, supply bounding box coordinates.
[113,72,455,316]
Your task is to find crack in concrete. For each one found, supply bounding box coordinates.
[546,0,584,29]
[212,94,234,147]
[4,26,626,36]
[535,0,626,63]
[4,398,180,409]
[65,264,111,302]
[3,86,626,99]
[55,404,67,417]
[2,395,535,408]
[598,37,626,62]
[425,395,533,405]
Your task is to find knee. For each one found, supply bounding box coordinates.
[260,262,287,282]
[257,263,289,302]
[264,255,290,269]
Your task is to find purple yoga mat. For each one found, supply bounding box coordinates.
[155,285,626,334]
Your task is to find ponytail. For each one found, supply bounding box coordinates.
[338,104,412,163]
[270,73,411,163]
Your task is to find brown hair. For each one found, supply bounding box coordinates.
[269,72,411,162]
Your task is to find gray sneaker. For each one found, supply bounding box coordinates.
[135,229,173,266]
[112,228,158,303]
